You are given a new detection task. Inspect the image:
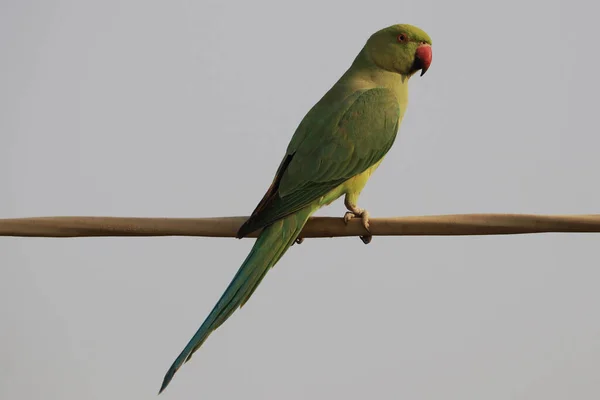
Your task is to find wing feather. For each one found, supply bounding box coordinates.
[237,88,401,238]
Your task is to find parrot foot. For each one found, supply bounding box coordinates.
[293,237,304,246]
[343,208,372,244]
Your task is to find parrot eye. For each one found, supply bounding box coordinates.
[397,33,408,43]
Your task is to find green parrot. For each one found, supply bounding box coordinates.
[159,23,432,393]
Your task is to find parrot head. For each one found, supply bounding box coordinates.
[365,24,432,77]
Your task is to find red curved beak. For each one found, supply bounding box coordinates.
[415,44,432,76]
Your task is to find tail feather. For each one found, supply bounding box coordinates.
[159,207,313,394]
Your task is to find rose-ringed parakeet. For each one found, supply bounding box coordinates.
[160,23,432,393]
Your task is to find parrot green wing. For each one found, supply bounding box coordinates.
[237,87,401,238]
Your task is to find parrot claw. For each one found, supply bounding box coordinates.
[344,211,356,224]
[343,208,372,245]
[293,237,304,245]
[359,210,372,245]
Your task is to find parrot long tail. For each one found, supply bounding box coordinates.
[159,206,314,394]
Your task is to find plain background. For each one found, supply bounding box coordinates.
[2,1,600,399]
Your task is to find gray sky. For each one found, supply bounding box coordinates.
[2,1,600,399]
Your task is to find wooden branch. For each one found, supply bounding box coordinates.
[1,214,600,238]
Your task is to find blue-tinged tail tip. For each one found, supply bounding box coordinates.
[158,365,177,395]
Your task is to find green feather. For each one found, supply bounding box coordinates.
[159,206,315,393]
[160,23,432,393]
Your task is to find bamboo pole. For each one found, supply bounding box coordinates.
[1,214,600,239]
